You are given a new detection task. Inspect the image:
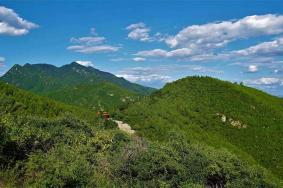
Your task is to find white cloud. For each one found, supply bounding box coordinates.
[70,36,105,45]
[0,6,38,36]
[126,23,167,42]
[0,56,5,63]
[109,58,127,62]
[0,57,6,76]
[126,22,152,42]
[126,23,145,30]
[133,14,283,62]
[117,67,172,84]
[137,37,283,63]
[231,58,283,75]
[246,77,283,85]
[116,64,222,86]
[166,14,283,51]
[133,57,146,62]
[274,69,281,74]
[67,28,120,54]
[186,65,223,74]
[233,37,283,57]
[135,48,194,58]
[67,45,119,54]
[136,49,168,57]
[75,60,94,67]
[248,65,258,73]
[117,73,172,83]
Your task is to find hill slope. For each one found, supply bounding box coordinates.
[0,81,95,120]
[0,62,155,110]
[0,80,278,187]
[118,76,283,181]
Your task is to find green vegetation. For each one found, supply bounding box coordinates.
[0,81,95,120]
[118,76,283,184]
[0,62,155,111]
[45,81,138,112]
[1,69,283,187]
[1,80,279,187]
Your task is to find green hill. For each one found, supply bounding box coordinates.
[0,62,155,111]
[0,81,95,120]
[44,81,138,111]
[117,76,283,182]
[1,80,279,187]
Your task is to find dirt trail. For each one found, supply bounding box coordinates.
[113,120,135,134]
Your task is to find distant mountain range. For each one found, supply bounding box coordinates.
[0,62,155,111]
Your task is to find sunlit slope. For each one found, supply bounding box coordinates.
[0,81,95,120]
[119,76,283,179]
[45,81,138,111]
[0,80,280,187]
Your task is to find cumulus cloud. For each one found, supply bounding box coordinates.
[200,37,283,63]
[126,22,166,42]
[186,65,223,74]
[118,73,172,83]
[248,65,258,73]
[0,6,38,36]
[137,37,283,63]
[133,57,146,62]
[134,14,283,63]
[116,64,222,88]
[165,14,283,50]
[126,22,152,42]
[233,37,283,57]
[246,77,283,85]
[75,60,94,67]
[117,67,173,88]
[199,37,283,64]
[135,48,195,58]
[67,28,120,54]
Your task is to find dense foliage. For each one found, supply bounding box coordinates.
[1,80,279,187]
[0,62,155,111]
[118,76,283,184]
[45,81,138,112]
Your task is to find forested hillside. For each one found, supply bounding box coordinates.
[0,62,154,111]
[0,81,279,187]
[117,76,283,184]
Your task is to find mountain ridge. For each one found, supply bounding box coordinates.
[117,76,283,181]
[1,62,156,110]
[3,62,155,93]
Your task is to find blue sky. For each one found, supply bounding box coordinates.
[1,1,283,96]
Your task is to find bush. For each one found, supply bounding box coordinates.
[104,120,118,129]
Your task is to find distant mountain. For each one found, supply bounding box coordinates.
[118,76,283,181]
[1,62,155,110]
